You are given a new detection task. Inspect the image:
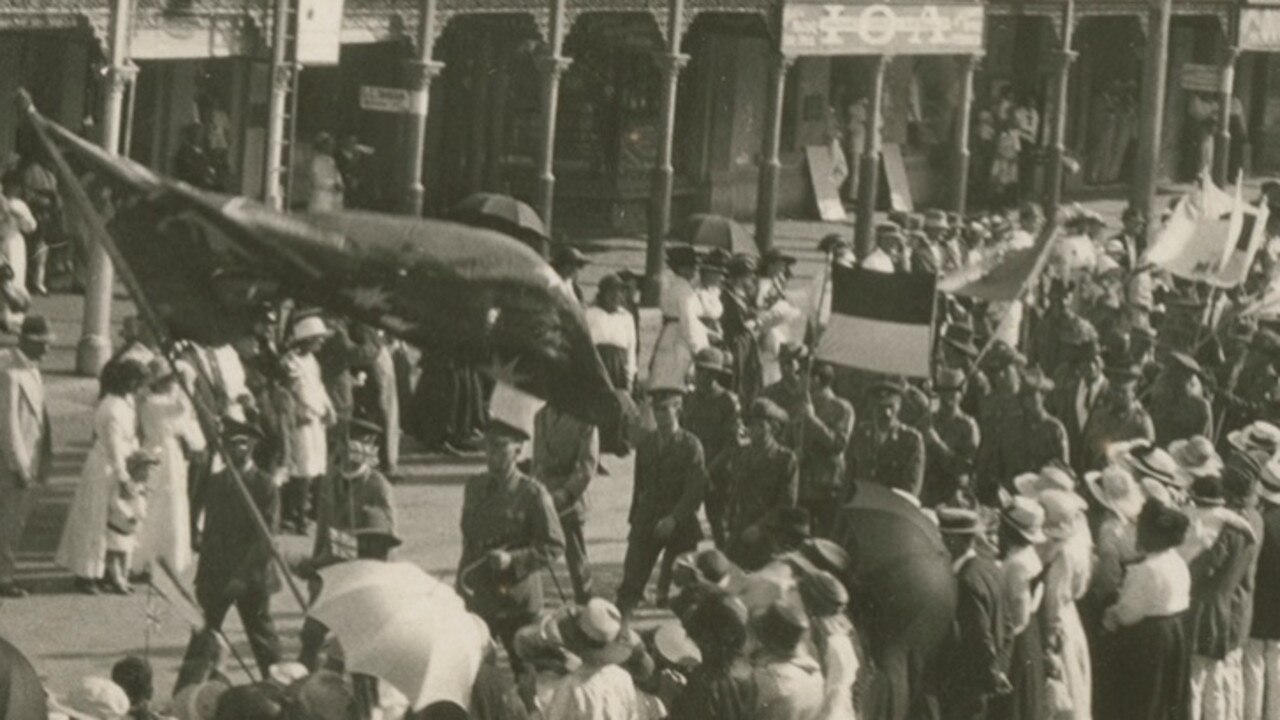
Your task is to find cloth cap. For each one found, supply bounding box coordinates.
[221,417,263,443]
[869,380,905,404]
[759,248,797,269]
[653,624,703,669]
[648,387,684,407]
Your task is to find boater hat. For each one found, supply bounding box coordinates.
[1085,466,1144,521]
[556,599,636,666]
[1001,495,1047,544]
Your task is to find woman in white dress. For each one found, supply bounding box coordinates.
[307,132,344,213]
[133,359,206,576]
[55,358,148,594]
[648,245,707,392]
[1037,489,1094,719]
[0,183,36,332]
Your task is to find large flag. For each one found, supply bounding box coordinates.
[1214,193,1269,288]
[25,101,619,427]
[816,265,936,378]
[1142,174,1252,286]
[937,221,1058,302]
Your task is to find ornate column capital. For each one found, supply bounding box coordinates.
[776,54,797,73]
[656,52,691,75]
[535,55,573,78]
[104,61,139,92]
[405,59,445,91]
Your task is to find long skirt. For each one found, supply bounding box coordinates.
[993,621,1045,720]
[131,435,192,575]
[648,323,693,392]
[55,445,116,579]
[406,355,486,449]
[1098,614,1189,720]
[1052,602,1093,719]
[596,344,632,456]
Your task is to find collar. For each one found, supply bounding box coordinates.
[952,548,978,574]
[891,487,922,509]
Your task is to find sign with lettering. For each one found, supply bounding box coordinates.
[1180,63,1224,93]
[782,4,985,56]
[359,86,413,114]
[1242,8,1280,51]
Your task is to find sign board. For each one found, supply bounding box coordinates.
[1180,63,1224,93]
[782,4,984,56]
[360,86,413,114]
[1242,8,1280,51]
[296,0,345,65]
[881,144,914,212]
[805,146,848,221]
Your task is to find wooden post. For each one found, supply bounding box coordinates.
[1044,0,1077,221]
[854,55,890,260]
[755,53,794,252]
[1131,0,1173,253]
[1215,44,1240,185]
[535,0,571,234]
[953,54,979,214]
[77,0,135,376]
[645,0,689,306]
[402,0,443,216]
[263,0,296,211]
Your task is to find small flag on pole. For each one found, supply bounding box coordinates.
[816,265,936,378]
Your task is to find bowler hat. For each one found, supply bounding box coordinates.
[759,248,797,269]
[937,508,983,535]
[694,347,732,377]
[942,323,979,357]
[19,314,54,342]
[1190,475,1226,507]
[700,248,731,273]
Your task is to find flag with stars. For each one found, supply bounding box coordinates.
[25,100,619,427]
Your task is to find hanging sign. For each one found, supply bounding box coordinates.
[359,86,413,113]
[1180,63,1225,93]
[1242,8,1280,51]
[296,0,345,65]
[782,4,985,56]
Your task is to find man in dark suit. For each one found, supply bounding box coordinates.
[617,388,707,616]
[938,508,1009,720]
[175,418,281,693]
[847,381,924,497]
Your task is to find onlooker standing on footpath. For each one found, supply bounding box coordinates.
[1244,457,1280,720]
[282,315,335,534]
[0,315,51,598]
[682,348,740,549]
[533,403,599,604]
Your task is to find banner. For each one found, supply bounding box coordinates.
[297,0,345,65]
[816,265,936,377]
[782,3,985,56]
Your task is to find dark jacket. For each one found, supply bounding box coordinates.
[630,428,707,545]
[943,553,1008,702]
[682,387,741,470]
[458,472,565,621]
[716,439,799,542]
[1148,387,1213,447]
[847,420,925,496]
[798,392,855,502]
[1188,521,1259,659]
[1250,499,1280,640]
[669,659,760,720]
[313,466,396,559]
[193,464,280,608]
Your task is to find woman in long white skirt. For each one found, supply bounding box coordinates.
[133,360,205,576]
[55,359,147,594]
[647,245,707,392]
[1038,489,1094,719]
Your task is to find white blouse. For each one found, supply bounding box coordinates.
[585,305,638,380]
[1107,549,1191,627]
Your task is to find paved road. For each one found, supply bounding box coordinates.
[0,203,1158,701]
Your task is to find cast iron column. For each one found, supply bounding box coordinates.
[536,0,571,234]
[403,0,443,216]
[1131,0,1173,251]
[854,55,890,260]
[264,0,296,211]
[1214,44,1241,185]
[953,54,979,214]
[1044,0,1077,221]
[755,53,795,252]
[77,0,135,376]
[645,0,689,306]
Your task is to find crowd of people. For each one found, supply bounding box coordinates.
[11,177,1280,720]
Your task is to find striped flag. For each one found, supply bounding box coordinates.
[816,265,936,378]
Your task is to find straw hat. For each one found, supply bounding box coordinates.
[1014,465,1076,498]
[1001,496,1047,544]
[1115,441,1187,490]
[1038,489,1088,540]
[51,677,131,720]
[1169,436,1223,479]
[1085,466,1144,521]
[556,599,635,666]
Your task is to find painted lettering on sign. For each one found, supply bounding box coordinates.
[1242,9,1280,52]
[782,4,985,56]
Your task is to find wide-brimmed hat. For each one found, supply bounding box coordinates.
[1038,489,1088,540]
[1085,466,1144,521]
[937,507,983,535]
[51,677,131,720]
[1001,495,1047,544]
[1189,475,1226,507]
[666,244,699,269]
[290,316,332,344]
[1169,436,1223,479]
[551,245,590,268]
[1020,367,1055,394]
[797,570,848,617]
[747,397,789,425]
[1116,441,1187,489]
[1014,464,1075,498]
[941,323,979,357]
[759,248,797,270]
[694,347,731,377]
[1227,421,1280,458]
[556,599,635,666]
[19,314,54,343]
[653,623,702,670]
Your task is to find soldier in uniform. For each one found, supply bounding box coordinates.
[176,419,281,693]
[1011,367,1069,486]
[714,398,799,558]
[1147,351,1213,446]
[940,322,989,418]
[457,385,565,667]
[759,343,811,448]
[532,403,599,604]
[682,348,740,548]
[617,388,707,616]
[1080,363,1155,472]
[849,380,925,497]
[797,362,855,537]
[923,368,980,507]
[1031,279,1082,375]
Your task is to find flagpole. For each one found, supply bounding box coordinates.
[20,97,310,614]
[76,0,136,376]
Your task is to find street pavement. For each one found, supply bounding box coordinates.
[0,200,1148,702]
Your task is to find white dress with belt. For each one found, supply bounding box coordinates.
[132,387,206,574]
[56,395,139,578]
[647,274,708,392]
[286,351,333,479]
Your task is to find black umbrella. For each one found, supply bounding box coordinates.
[675,213,757,256]
[451,193,548,246]
[0,637,47,719]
